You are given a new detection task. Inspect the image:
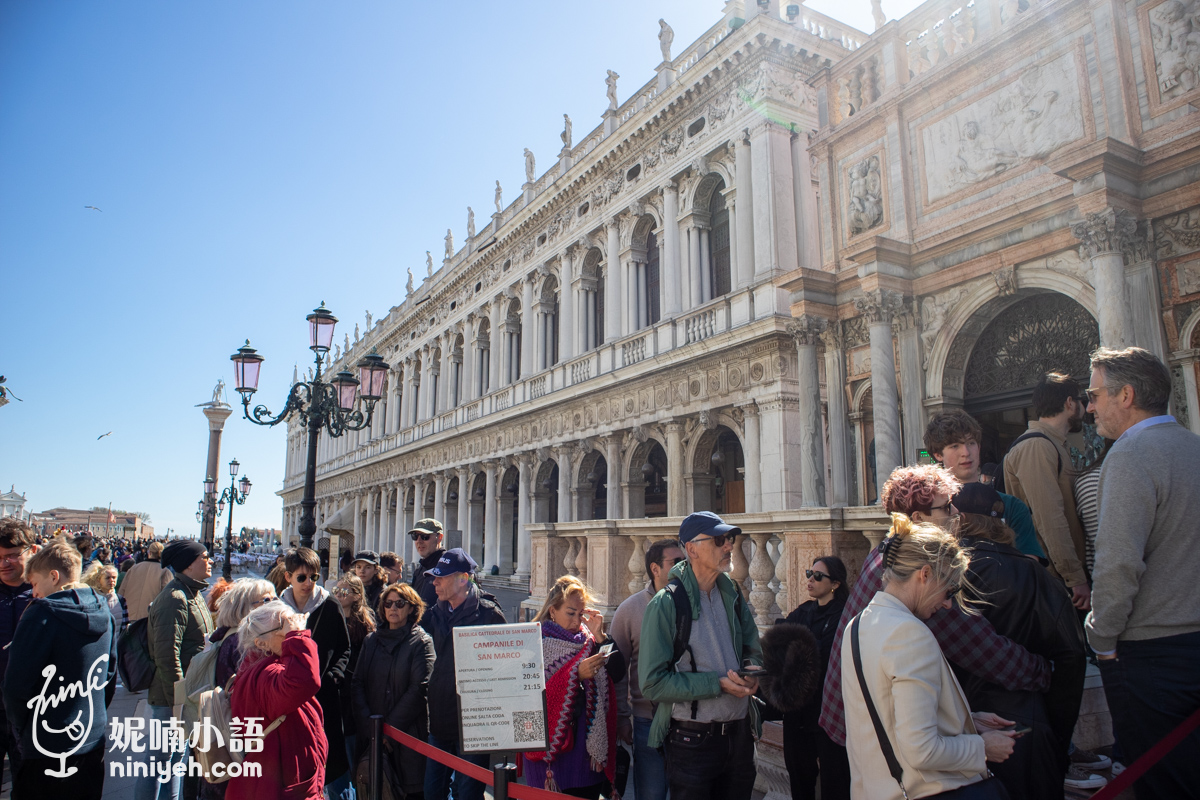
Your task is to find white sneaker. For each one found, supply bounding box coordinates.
[1111,761,1126,776]
[1071,747,1114,771]
[1065,764,1108,790]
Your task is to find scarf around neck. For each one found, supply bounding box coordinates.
[532,620,611,773]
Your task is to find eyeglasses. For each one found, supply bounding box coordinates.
[261,623,286,636]
[410,532,436,542]
[255,596,274,606]
[333,588,359,598]
[929,502,953,514]
[805,570,831,581]
[696,533,736,548]
[292,573,315,583]
[1084,387,1110,402]
[0,549,30,565]
[383,599,409,610]
[945,584,961,601]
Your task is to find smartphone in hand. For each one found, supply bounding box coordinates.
[1004,723,1032,737]
[599,642,615,658]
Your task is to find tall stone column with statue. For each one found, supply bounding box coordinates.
[197,382,233,550]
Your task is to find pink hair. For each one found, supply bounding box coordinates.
[879,465,961,515]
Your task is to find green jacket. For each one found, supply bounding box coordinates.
[638,559,763,748]
[147,572,214,706]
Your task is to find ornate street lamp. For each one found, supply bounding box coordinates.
[215,458,251,581]
[231,302,388,550]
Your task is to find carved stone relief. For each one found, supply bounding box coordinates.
[921,53,1084,203]
[1072,207,1140,260]
[1155,208,1200,258]
[1149,0,1200,101]
[1178,259,1200,296]
[847,154,884,236]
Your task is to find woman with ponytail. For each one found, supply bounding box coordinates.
[843,514,1017,800]
[521,576,618,798]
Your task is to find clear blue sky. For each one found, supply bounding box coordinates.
[1,0,912,540]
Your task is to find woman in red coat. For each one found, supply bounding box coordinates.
[226,600,327,800]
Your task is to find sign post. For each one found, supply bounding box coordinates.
[453,622,547,754]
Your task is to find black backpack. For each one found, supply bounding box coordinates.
[994,431,1061,495]
[664,576,749,720]
[118,616,155,692]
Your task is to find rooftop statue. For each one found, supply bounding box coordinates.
[606,70,619,110]
[659,19,674,62]
[524,148,536,183]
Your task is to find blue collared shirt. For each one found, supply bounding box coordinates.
[1117,415,1177,441]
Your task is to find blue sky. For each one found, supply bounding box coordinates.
[0,0,914,539]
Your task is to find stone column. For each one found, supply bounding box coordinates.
[699,227,712,303]
[857,290,904,494]
[489,298,503,393]
[750,122,798,278]
[457,466,472,553]
[385,369,399,435]
[1121,224,1168,361]
[200,403,233,550]
[606,219,622,342]
[353,492,363,552]
[516,454,533,581]
[555,447,572,523]
[790,317,827,506]
[401,481,415,566]
[383,486,395,554]
[741,403,763,513]
[791,131,821,270]
[894,305,925,466]
[665,421,686,516]
[483,460,499,571]
[433,472,445,526]
[735,134,755,287]
[560,248,575,362]
[687,226,702,307]
[521,275,536,378]
[1071,207,1137,348]
[462,315,476,402]
[604,436,623,519]
[663,183,682,316]
[365,489,377,552]
[819,326,852,504]
[439,333,454,413]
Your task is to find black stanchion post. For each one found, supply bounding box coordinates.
[370,714,383,800]
[492,752,516,800]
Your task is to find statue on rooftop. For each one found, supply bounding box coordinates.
[467,207,476,238]
[426,251,434,276]
[524,148,536,183]
[344,332,351,352]
[872,0,887,31]
[658,19,674,63]
[211,379,226,405]
[606,70,619,110]
[354,323,360,343]
[365,309,372,329]
[444,229,454,261]
[561,114,573,149]
[495,180,503,213]
[406,269,414,295]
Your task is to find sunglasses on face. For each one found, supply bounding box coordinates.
[292,573,316,583]
[410,532,436,542]
[945,584,961,601]
[383,599,409,610]
[697,533,736,548]
[333,588,359,598]
[805,570,831,581]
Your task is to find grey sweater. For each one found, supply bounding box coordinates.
[1085,420,1200,653]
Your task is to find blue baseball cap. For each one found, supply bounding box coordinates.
[678,511,742,544]
[423,547,478,577]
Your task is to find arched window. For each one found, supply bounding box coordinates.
[581,248,604,350]
[450,334,464,408]
[476,318,491,396]
[710,188,730,297]
[505,299,522,385]
[631,214,659,331]
[646,231,661,325]
[539,277,560,369]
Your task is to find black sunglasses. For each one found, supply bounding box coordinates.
[697,533,736,548]
[410,532,436,542]
[292,573,316,583]
[945,584,961,600]
[383,599,409,610]
[805,569,831,581]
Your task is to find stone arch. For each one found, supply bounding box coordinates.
[574,448,609,520]
[533,457,559,523]
[1180,305,1200,349]
[580,247,605,349]
[626,438,669,518]
[626,209,664,251]
[687,422,747,514]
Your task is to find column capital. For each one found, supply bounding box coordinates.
[890,297,921,334]
[854,289,904,325]
[1071,207,1139,260]
[819,319,845,351]
[787,315,827,346]
[735,400,760,418]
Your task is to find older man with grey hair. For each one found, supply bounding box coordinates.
[1084,346,1200,798]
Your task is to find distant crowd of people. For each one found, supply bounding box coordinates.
[1,345,1197,800]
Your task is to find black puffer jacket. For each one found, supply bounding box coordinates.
[425,583,506,742]
[956,537,1088,761]
[352,621,436,794]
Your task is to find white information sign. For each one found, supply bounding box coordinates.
[453,622,547,753]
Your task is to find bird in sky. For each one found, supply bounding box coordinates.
[97,431,112,440]
[84,205,102,212]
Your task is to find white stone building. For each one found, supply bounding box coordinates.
[279,0,1200,630]
[0,488,27,521]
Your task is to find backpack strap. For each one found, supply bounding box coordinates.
[1009,432,1062,475]
[665,577,700,721]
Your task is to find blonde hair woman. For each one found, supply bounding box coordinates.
[522,576,617,797]
[83,560,127,634]
[843,515,1016,800]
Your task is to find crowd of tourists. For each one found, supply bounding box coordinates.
[0,345,1196,800]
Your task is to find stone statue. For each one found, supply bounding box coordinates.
[605,70,619,110]
[467,207,475,238]
[365,310,372,329]
[658,19,674,63]
[344,332,351,352]
[426,251,434,276]
[494,180,503,213]
[1150,0,1200,100]
[561,114,572,149]
[354,323,360,343]
[334,343,341,360]
[524,148,536,183]
[211,379,226,405]
[871,0,887,31]
[848,155,884,236]
[406,268,414,294]
[444,229,454,261]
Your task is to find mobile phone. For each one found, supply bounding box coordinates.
[599,642,615,658]
[736,667,763,678]
[1004,723,1032,736]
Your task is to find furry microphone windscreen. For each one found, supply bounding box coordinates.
[758,623,821,713]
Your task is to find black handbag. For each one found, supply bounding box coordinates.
[850,615,1010,800]
[118,616,155,692]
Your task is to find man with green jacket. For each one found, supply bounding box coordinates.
[639,511,763,800]
[138,540,214,800]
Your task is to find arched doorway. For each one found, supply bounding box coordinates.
[534,459,559,522]
[961,293,1100,463]
[627,440,668,518]
[577,451,608,520]
[690,426,745,514]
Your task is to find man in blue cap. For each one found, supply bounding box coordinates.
[422,548,506,800]
[639,511,763,800]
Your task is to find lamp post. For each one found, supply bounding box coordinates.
[215,459,252,581]
[231,302,388,550]
[196,476,218,542]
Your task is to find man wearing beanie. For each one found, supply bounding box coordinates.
[139,540,214,800]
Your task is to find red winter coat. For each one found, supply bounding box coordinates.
[226,631,327,800]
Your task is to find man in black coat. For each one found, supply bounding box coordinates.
[280,547,353,796]
[0,519,35,786]
[422,549,505,800]
[408,518,445,614]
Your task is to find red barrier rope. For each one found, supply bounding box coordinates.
[1088,705,1200,800]
[381,723,579,800]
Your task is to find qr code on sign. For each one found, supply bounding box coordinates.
[512,710,545,744]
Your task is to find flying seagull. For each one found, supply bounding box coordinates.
[97,431,112,440]
[84,206,103,212]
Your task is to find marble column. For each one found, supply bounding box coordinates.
[790,131,821,270]
[560,248,575,362]
[791,317,827,506]
[858,290,904,494]
[383,486,395,554]
[399,361,413,428]
[606,219,622,342]
[688,226,703,307]
[735,134,755,287]
[666,421,685,516]
[894,306,925,466]
[489,298,503,393]
[605,436,623,519]
[1071,207,1137,348]
[516,454,533,581]
[750,122,799,277]
[365,490,377,552]
[699,227,711,303]
[555,447,572,523]
[433,472,445,526]
[663,183,682,316]
[401,481,415,566]
[353,493,363,552]
[741,403,763,513]
[457,466,472,553]
[462,316,477,402]
[521,276,535,378]
[438,333,453,414]
[483,460,499,571]
[1122,223,1168,361]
